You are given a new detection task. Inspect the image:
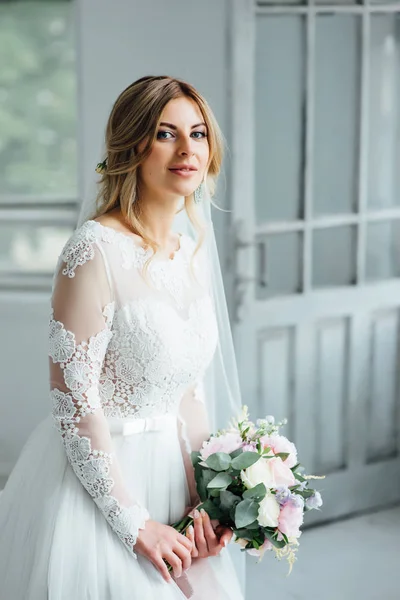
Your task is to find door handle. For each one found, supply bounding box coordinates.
[231,220,268,323]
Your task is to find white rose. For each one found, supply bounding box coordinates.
[241,456,295,490]
[240,456,276,489]
[258,492,280,527]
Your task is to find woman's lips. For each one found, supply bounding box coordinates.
[168,169,197,177]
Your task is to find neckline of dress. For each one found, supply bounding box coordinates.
[86,219,185,263]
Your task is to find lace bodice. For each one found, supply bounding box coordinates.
[102,294,216,418]
[48,219,218,557]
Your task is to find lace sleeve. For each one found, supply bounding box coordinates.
[49,237,149,558]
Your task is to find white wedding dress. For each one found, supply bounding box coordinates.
[0,220,244,600]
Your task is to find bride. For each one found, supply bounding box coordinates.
[0,76,244,599]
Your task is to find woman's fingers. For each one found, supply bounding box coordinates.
[217,525,233,547]
[200,509,218,551]
[177,531,193,552]
[149,551,172,583]
[193,509,207,554]
[189,510,233,559]
[210,518,220,530]
[186,525,198,557]
[174,540,192,571]
[164,551,183,579]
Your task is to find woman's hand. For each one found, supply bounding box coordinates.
[185,508,233,558]
[135,519,193,583]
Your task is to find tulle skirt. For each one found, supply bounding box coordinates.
[0,414,244,600]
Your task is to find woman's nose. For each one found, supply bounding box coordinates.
[178,137,195,156]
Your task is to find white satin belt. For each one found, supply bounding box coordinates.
[106,414,178,436]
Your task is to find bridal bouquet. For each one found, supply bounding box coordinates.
[173,406,324,573]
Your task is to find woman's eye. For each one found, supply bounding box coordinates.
[192,131,207,139]
[157,130,207,140]
[157,130,173,140]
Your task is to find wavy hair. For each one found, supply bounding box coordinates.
[91,75,225,270]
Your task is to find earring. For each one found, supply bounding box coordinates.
[194,181,204,204]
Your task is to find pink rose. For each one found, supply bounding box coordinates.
[241,456,296,490]
[261,434,298,469]
[267,457,296,488]
[200,432,242,461]
[278,503,304,539]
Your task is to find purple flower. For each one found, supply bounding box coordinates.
[290,494,305,509]
[241,442,257,452]
[305,491,323,510]
[275,486,305,510]
[275,486,291,506]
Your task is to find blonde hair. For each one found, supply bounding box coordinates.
[91,75,225,271]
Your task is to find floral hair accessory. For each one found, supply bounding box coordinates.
[95,158,107,174]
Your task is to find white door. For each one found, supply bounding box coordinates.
[230,0,400,523]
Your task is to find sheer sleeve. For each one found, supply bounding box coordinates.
[177,243,216,506]
[48,239,149,558]
[178,378,211,506]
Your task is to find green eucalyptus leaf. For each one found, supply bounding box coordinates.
[230,448,244,459]
[205,452,232,472]
[194,467,204,496]
[247,520,260,530]
[198,469,217,500]
[234,499,260,528]
[207,472,232,490]
[220,490,241,512]
[198,499,222,520]
[191,451,201,467]
[231,452,261,471]
[263,528,287,549]
[233,528,257,540]
[254,534,265,545]
[243,482,266,501]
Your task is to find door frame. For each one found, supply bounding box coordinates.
[228,0,400,524]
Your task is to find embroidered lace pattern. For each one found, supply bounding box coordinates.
[66,220,208,308]
[49,301,149,558]
[100,295,217,418]
[49,219,217,557]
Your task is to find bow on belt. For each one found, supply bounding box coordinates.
[107,414,178,436]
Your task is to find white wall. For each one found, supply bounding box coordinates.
[0,293,51,478]
[0,0,232,477]
[77,0,232,231]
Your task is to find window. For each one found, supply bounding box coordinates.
[0,0,77,288]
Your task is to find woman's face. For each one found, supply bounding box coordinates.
[138,96,210,201]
